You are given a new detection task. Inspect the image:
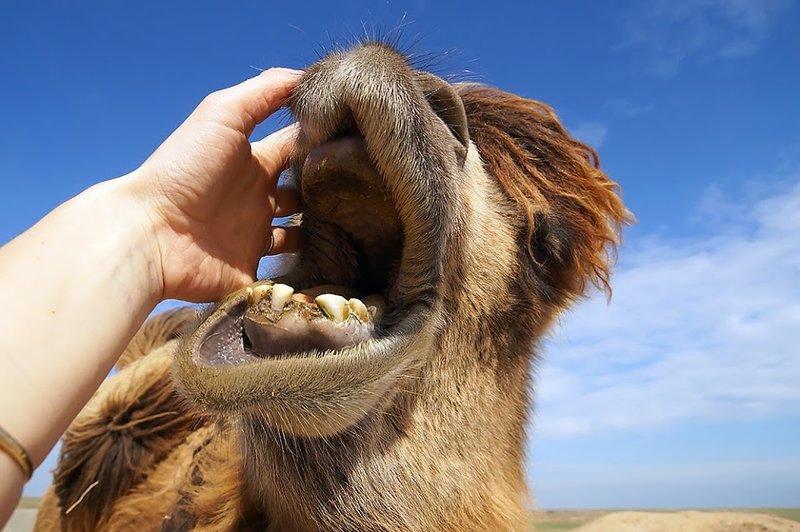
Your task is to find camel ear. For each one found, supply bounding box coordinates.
[457,84,632,299]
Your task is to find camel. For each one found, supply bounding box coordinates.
[34,42,630,531]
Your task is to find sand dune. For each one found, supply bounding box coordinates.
[575,511,800,531]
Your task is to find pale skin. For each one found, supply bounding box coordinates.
[0,67,303,526]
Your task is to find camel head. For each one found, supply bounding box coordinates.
[173,42,630,526]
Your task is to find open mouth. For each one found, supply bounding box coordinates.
[196,282,386,366]
[174,123,429,434]
[174,44,468,434]
[191,130,411,369]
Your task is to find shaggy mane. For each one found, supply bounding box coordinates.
[458,85,633,298]
[116,307,198,370]
[53,311,208,532]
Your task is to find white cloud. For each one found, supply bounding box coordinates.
[620,0,790,77]
[605,98,654,118]
[572,122,608,148]
[532,458,800,508]
[534,178,800,438]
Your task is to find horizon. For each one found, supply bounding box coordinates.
[2,0,798,509]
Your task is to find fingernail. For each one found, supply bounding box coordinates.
[264,67,304,78]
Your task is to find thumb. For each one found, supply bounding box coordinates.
[204,68,303,135]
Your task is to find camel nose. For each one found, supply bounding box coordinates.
[289,43,419,146]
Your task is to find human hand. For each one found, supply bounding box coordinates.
[0,68,302,506]
[126,68,302,303]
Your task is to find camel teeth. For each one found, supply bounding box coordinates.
[315,294,350,322]
[249,283,271,304]
[361,295,386,322]
[348,298,370,322]
[270,283,295,311]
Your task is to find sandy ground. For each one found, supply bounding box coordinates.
[3,509,36,532]
[574,511,800,531]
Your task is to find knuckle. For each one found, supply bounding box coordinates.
[201,89,232,109]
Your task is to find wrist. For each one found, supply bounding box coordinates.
[103,171,167,304]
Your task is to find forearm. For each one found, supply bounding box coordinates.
[0,175,161,480]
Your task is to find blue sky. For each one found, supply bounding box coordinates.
[2,0,799,509]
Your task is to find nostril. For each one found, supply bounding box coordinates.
[330,109,361,141]
[415,71,470,163]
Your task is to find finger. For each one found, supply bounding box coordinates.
[211,67,303,134]
[252,123,299,177]
[274,186,301,217]
[266,226,302,256]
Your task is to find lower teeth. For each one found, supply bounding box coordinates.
[247,282,385,324]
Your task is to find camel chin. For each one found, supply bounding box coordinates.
[175,278,427,437]
[37,41,631,532]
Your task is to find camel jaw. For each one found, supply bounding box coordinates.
[174,281,430,436]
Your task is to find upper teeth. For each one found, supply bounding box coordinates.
[270,283,295,311]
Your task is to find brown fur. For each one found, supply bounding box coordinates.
[458,85,630,297]
[36,43,630,531]
[115,306,198,370]
[44,311,209,531]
